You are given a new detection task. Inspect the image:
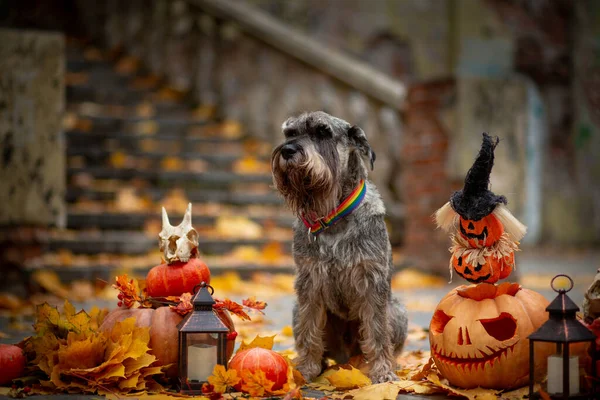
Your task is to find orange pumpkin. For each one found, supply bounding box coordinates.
[100,306,235,378]
[228,347,289,391]
[429,282,553,389]
[451,252,514,284]
[459,214,504,248]
[146,259,210,298]
[0,344,26,385]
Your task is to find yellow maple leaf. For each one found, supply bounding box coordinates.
[331,382,401,400]
[207,364,241,393]
[325,365,371,390]
[240,369,275,397]
[32,270,71,299]
[307,367,338,391]
[426,372,501,400]
[281,325,294,337]
[394,379,442,395]
[237,334,276,353]
[56,331,106,370]
[33,302,62,335]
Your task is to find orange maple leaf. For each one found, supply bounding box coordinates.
[241,369,275,397]
[242,296,267,313]
[214,298,250,321]
[207,364,241,393]
[170,292,193,316]
[283,387,303,400]
[112,274,141,308]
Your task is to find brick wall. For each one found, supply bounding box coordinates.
[401,79,456,274]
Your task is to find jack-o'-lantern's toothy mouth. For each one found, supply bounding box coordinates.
[432,341,518,370]
[460,223,489,241]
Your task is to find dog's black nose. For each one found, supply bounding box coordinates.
[281,143,299,160]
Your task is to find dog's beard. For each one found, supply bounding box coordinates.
[272,145,340,218]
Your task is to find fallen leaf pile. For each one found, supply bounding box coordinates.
[23,301,166,395]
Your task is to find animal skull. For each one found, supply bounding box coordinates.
[159,203,199,264]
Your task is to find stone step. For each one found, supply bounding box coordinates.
[66,187,281,206]
[66,130,243,149]
[67,101,194,119]
[67,167,272,185]
[47,231,292,255]
[67,112,212,132]
[67,147,245,167]
[67,83,151,105]
[65,211,292,231]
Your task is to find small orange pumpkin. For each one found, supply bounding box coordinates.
[451,252,514,284]
[459,214,504,248]
[228,347,289,391]
[429,282,553,389]
[146,259,211,298]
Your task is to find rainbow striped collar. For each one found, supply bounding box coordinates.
[301,180,367,237]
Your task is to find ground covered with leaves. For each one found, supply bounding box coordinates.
[0,263,596,399]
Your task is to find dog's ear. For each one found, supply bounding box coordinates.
[348,125,376,170]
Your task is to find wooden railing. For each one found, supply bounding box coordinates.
[187,0,407,108]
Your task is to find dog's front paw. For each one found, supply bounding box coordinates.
[296,359,322,382]
[369,368,399,383]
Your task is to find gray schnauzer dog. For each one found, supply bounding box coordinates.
[271,111,408,383]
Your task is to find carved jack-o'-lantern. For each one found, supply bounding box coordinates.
[458,214,504,248]
[429,282,552,389]
[451,252,514,284]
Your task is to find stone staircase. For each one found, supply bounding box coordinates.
[27,39,296,282]
[25,38,405,285]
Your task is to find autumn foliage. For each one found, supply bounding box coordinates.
[23,301,166,395]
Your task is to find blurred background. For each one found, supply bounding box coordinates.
[0,0,598,347]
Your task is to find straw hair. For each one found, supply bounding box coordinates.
[434,202,458,233]
[493,203,527,242]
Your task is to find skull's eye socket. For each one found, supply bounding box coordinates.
[168,236,179,253]
[431,310,453,335]
[187,230,198,242]
[479,312,517,341]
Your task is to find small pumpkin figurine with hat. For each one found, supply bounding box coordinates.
[434,133,527,284]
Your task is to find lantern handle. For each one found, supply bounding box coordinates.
[550,274,573,293]
[193,281,214,295]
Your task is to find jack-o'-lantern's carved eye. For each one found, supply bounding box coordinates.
[431,309,453,335]
[479,312,517,342]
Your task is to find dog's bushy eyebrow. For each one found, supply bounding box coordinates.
[284,127,299,137]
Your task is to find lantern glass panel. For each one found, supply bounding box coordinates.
[186,333,219,382]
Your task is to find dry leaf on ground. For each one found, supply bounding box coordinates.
[240,369,275,397]
[207,364,241,393]
[426,372,502,400]
[0,292,24,310]
[25,301,163,395]
[325,365,371,390]
[391,268,446,290]
[330,382,401,400]
[31,270,71,299]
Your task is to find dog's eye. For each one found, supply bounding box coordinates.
[316,124,332,138]
[284,128,298,138]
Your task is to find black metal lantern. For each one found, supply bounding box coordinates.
[177,282,229,394]
[528,275,598,399]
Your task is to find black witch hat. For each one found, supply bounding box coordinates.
[449,133,507,221]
